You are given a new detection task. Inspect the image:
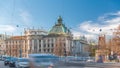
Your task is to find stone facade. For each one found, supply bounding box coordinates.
[5,36,28,57]
[0,34,10,56]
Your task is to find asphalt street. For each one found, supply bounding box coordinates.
[0,61,9,68]
[0,60,120,68]
[0,61,94,68]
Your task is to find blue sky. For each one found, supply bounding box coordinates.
[0,0,120,40]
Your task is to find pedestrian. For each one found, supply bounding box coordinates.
[117,55,120,62]
[97,55,103,63]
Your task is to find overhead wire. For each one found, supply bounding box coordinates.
[11,0,15,25]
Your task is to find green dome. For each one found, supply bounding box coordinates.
[49,16,71,35]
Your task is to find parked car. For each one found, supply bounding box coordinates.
[29,54,59,68]
[15,58,30,68]
[86,57,95,63]
[1,55,7,61]
[86,59,95,62]
[9,57,18,67]
[4,56,11,66]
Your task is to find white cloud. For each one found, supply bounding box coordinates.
[110,11,120,16]
[72,11,120,40]
[79,21,100,34]
[19,10,32,25]
[72,31,82,37]
[105,17,120,24]
[0,25,15,32]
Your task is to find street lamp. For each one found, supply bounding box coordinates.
[16,25,23,58]
[19,32,22,58]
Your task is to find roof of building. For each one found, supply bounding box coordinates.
[9,36,26,40]
[48,16,71,36]
[24,28,48,36]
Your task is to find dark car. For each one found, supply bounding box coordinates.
[4,56,11,66]
[9,57,17,67]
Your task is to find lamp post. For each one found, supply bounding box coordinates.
[16,25,22,58]
[19,32,22,58]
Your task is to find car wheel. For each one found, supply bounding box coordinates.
[9,64,13,67]
[9,64,11,67]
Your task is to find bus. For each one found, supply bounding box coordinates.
[28,53,59,68]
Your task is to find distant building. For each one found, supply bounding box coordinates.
[0,40,6,55]
[73,36,89,57]
[5,29,47,57]
[0,34,10,55]
[95,25,120,62]
[24,28,48,54]
[5,36,28,57]
[0,34,10,40]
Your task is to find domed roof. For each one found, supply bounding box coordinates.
[49,16,71,36]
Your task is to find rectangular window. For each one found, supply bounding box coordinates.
[39,44,41,48]
[39,49,41,52]
[44,44,46,47]
[51,43,54,47]
[48,44,49,47]
[44,49,46,52]
[51,49,53,52]
[48,49,49,52]
[39,40,41,43]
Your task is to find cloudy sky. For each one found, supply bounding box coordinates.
[0,0,120,40]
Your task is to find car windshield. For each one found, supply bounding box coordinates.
[31,55,58,63]
[32,55,58,58]
[6,57,11,60]
[34,58,51,63]
[11,58,17,61]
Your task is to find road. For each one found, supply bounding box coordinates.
[0,61,9,68]
[0,60,95,68]
[0,61,93,68]
[0,60,120,68]
[57,61,120,68]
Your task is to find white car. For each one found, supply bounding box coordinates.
[15,58,29,68]
[86,59,95,63]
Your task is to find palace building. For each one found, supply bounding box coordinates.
[47,16,73,56]
[5,16,73,57]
